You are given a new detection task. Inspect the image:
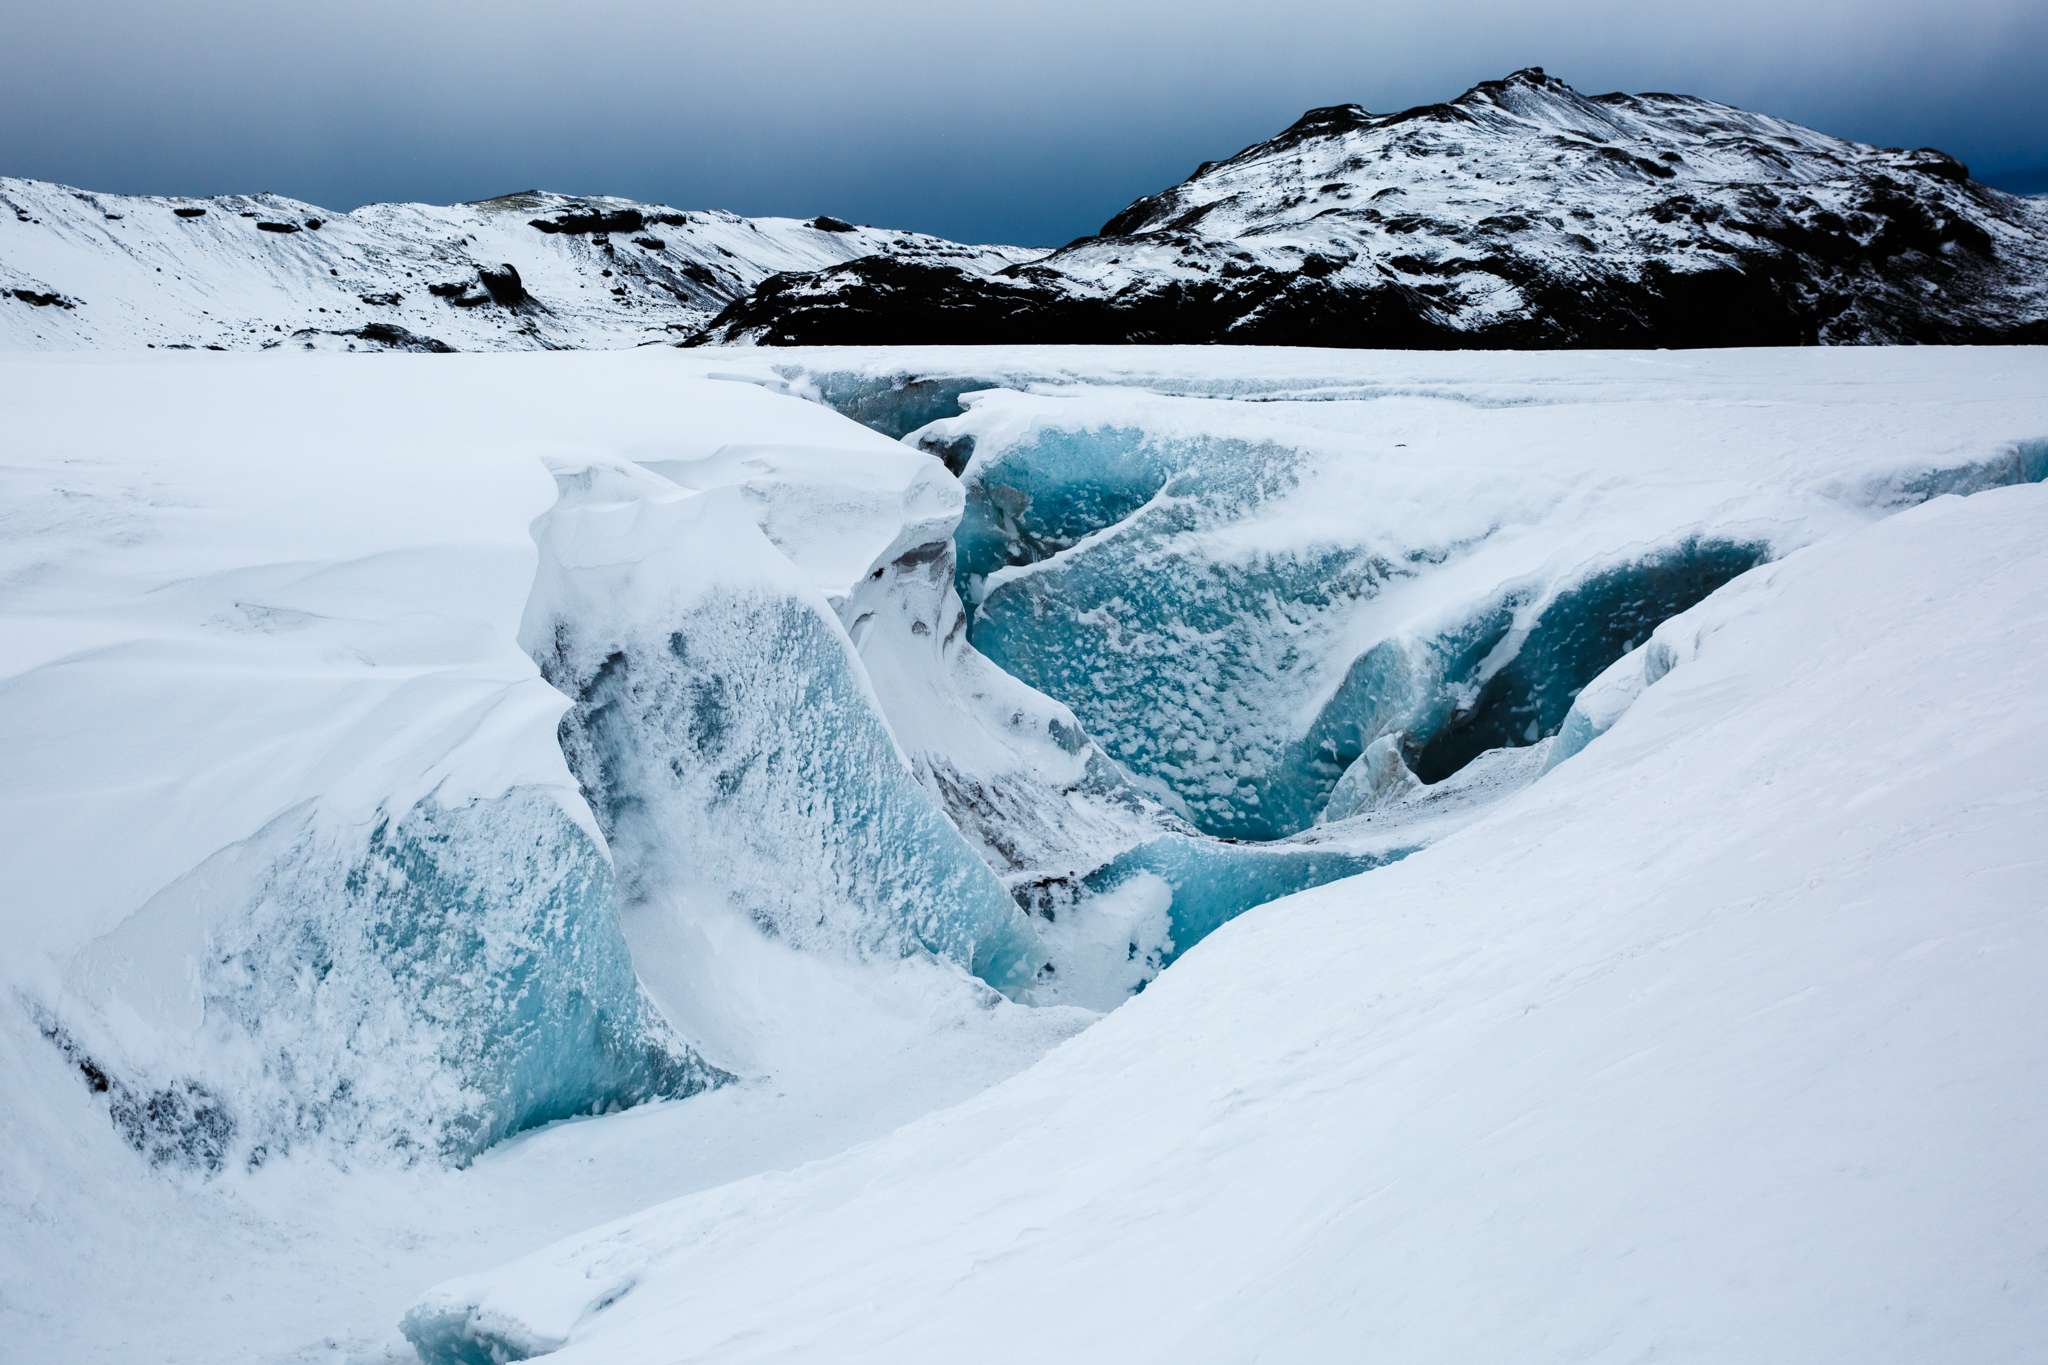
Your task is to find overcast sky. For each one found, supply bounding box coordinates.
[4,0,2043,245]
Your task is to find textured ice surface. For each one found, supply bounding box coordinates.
[1303,537,1769,789]
[523,456,1045,996]
[832,490,1170,886]
[882,368,2048,842]
[405,478,2048,1365]
[945,411,1766,836]
[56,789,716,1168]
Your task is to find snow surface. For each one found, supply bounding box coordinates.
[1,344,2043,1363]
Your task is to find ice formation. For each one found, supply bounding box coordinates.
[403,478,2048,1365]
[878,372,2044,846]
[520,453,1046,997]
[0,355,1082,1179]
[48,790,718,1168]
[1,345,2044,1365]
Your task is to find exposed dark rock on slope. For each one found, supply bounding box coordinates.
[691,69,2048,348]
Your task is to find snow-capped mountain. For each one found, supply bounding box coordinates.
[0,180,1039,351]
[694,68,2048,346]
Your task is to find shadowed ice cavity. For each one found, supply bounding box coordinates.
[779,370,992,441]
[937,418,1778,840]
[46,789,721,1173]
[1310,539,1774,799]
[1017,837,1402,978]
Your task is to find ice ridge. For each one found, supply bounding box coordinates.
[45,789,721,1170]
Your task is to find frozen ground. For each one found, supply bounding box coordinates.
[1,345,2044,1363]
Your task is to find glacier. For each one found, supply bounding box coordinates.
[0,344,2043,1364]
[521,452,1046,999]
[920,380,1980,839]
[0,353,1075,1186]
[403,476,2048,1365]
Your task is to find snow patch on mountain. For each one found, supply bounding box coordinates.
[0,180,1039,352]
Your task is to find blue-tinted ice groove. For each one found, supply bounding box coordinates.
[45,788,722,1171]
[1033,836,1408,973]
[540,592,1045,994]
[776,368,991,440]
[1367,539,1770,784]
[967,427,1771,836]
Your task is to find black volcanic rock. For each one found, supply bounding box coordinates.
[692,68,2048,348]
[342,323,456,352]
[477,263,528,307]
[529,206,647,235]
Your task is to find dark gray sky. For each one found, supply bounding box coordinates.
[4,0,2044,245]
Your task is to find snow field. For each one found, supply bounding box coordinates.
[0,344,2041,1364]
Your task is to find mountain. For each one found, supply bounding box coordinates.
[0,180,1039,351]
[692,68,2048,347]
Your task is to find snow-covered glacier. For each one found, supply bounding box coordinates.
[0,343,2043,1365]
[0,353,1073,1184]
[406,473,2048,1365]
[914,374,2033,838]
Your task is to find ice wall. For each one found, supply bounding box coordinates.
[904,381,2048,844]
[522,456,1048,998]
[0,356,756,1170]
[1301,538,1770,798]
[833,502,1170,884]
[49,789,718,1169]
[945,410,1768,839]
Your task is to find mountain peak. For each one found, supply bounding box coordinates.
[694,71,2048,348]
